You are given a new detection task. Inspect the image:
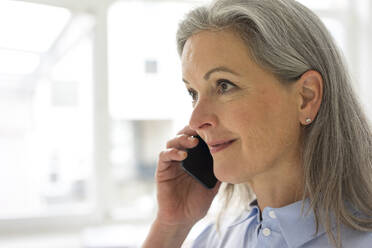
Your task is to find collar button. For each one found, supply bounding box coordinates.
[269,210,276,219]
[262,227,271,236]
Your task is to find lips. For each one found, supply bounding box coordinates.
[207,139,236,154]
[207,139,236,147]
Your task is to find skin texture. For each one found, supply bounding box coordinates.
[181,29,323,211]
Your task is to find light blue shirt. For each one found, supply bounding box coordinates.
[191,198,372,248]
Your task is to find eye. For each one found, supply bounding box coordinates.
[186,79,236,104]
[216,79,236,94]
[187,88,198,102]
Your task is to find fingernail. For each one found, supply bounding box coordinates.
[178,151,187,157]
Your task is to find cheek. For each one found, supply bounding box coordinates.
[223,100,276,168]
[224,95,297,161]
[225,96,275,142]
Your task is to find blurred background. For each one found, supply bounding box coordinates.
[0,0,371,247]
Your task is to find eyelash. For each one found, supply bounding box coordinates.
[187,79,236,103]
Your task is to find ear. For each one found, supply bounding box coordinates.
[296,70,323,125]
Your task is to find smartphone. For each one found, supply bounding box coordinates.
[181,135,218,189]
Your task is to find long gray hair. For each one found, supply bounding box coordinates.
[176,0,372,247]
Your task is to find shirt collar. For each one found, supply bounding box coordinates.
[265,198,332,248]
[275,199,362,248]
[228,198,361,247]
[233,198,337,248]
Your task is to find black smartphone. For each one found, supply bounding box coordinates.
[181,135,218,189]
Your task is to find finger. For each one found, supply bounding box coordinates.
[176,125,198,136]
[157,148,188,172]
[166,134,199,149]
[155,160,185,181]
[159,148,188,163]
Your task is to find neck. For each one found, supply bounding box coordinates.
[249,163,305,212]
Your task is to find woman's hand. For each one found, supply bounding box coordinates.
[155,125,221,227]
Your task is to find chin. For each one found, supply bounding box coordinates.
[214,170,245,184]
[214,162,253,184]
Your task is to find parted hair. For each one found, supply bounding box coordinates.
[176,0,372,247]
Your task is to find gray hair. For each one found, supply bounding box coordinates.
[176,0,372,247]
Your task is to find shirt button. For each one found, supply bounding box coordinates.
[269,210,276,219]
[262,228,271,236]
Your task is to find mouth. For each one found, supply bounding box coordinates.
[208,139,236,154]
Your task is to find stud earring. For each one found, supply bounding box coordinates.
[305,118,312,124]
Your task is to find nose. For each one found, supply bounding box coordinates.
[188,98,218,132]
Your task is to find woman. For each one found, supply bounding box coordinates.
[143,0,372,247]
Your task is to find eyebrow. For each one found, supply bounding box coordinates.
[182,66,240,84]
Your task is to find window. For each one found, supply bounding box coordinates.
[0,0,95,219]
[107,0,203,222]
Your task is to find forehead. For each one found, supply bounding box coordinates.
[181,29,254,76]
[182,29,250,59]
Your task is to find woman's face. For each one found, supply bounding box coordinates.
[181,29,303,184]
